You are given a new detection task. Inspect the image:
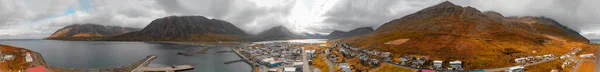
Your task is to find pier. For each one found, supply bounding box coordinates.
[43,55,193,72]
[231,48,262,72]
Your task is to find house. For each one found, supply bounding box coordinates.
[400,56,411,64]
[2,54,14,60]
[26,66,47,72]
[338,63,352,72]
[417,57,426,64]
[543,54,555,60]
[381,52,391,57]
[433,60,443,69]
[560,55,569,59]
[370,59,380,66]
[268,69,278,72]
[449,60,462,70]
[421,69,436,72]
[515,58,526,63]
[359,54,369,61]
[580,54,594,58]
[535,56,544,60]
[383,57,392,62]
[507,66,524,72]
[267,61,284,68]
[293,62,304,67]
[25,52,33,62]
[283,67,296,72]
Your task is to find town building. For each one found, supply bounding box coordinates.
[381,52,391,57]
[579,54,594,58]
[400,56,411,65]
[417,57,427,65]
[338,63,352,72]
[433,60,443,69]
[507,66,524,72]
[514,58,526,63]
[449,60,462,70]
[26,52,33,62]
[283,67,296,72]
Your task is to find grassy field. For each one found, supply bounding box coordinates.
[0,45,37,72]
[525,59,563,72]
[336,30,593,69]
[576,62,595,72]
[372,63,416,72]
[312,51,331,72]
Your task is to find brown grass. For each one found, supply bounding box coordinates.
[384,39,410,45]
[47,28,72,38]
[525,59,563,72]
[0,45,36,72]
[71,33,103,37]
[372,63,416,72]
[312,53,331,72]
[576,62,595,72]
[337,29,592,69]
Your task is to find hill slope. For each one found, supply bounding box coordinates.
[326,27,374,39]
[105,16,247,41]
[45,24,140,40]
[256,26,303,40]
[338,1,591,69]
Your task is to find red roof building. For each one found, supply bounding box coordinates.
[26,66,47,72]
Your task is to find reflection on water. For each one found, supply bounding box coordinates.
[0,40,250,72]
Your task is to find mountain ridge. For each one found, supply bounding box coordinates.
[104,16,247,41]
[45,24,140,40]
[337,1,591,69]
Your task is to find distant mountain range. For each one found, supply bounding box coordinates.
[46,16,318,41]
[255,26,304,40]
[45,24,140,40]
[326,27,374,39]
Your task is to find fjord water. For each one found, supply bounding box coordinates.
[0,39,250,72]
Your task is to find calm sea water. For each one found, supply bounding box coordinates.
[592,40,600,44]
[0,39,250,72]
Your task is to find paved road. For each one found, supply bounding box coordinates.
[302,48,312,72]
[322,49,335,72]
[484,56,559,71]
[596,46,600,72]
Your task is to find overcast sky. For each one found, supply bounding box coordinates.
[0,0,599,39]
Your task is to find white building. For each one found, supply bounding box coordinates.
[381,52,391,57]
[283,67,296,72]
[338,63,351,72]
[25,52,33,62]
[3,55,14,60]
[433,60,443,69]
[507,66,524,72]
[449,61,462,70]
[543,54,555,60]
[514,58,526,63]
[579,54,594,58]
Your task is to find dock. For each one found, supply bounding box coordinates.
[134,64,194,72]
[231,48,262,72]
[43,55,193,72]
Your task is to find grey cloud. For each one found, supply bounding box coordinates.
[320,0,441,33]
[2,0,600,39]
[319,0,600,39]
[162,0,297,34]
